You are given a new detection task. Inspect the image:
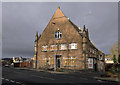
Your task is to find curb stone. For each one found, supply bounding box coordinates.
[94,77,120,83]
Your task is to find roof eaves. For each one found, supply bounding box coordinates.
[68,19,83,37]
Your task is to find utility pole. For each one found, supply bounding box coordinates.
[52,22,56,71]
[83,25,87,71]
[35,32,38,69]
[84,53,86,71]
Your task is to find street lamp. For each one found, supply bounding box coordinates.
[52,22,56,71]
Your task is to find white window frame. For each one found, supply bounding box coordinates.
[59,44,67,50]
[42,45,48,51]
[50,45,57,51]
[69,43,77,50]
[93,50,94,53]
[63,56,76,66]
[90,48,92,52]
[105,58,110,61]
[55,31,62,39]
[99,55,103,60]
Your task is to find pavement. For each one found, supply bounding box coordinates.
[94,76,120,82]
[14,67,70,74]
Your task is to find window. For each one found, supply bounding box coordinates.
[69,43,77,49]
[43,58,46,65]
[63,56,76,66]
[94,49,96,54]
[99,55,102,60]
[93,50,94,53]
[90,48,92,53]
[50,45,57,51]
[105,58,110,61]
[71,57,76,66]
[63,57,68,66]
[43,57,51,65]
[59,44,67,50]
[46,60,49,64]
[42,45,48,51]
[55,31,62,39]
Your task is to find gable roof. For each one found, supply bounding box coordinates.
[53,6,81,33]
[37,6,104,55]
[52,6,66,19]
[38,6,83,39]
[68,19,83,36]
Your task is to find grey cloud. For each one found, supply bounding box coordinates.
[2,2,118,58]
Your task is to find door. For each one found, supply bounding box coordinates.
[94,63,97,72]
[94,59,97,72]
[56,55,61,68]
[57,58,60,68]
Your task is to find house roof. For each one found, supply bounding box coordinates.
[38,6,83,39]
[37,6,104,54]
[52,6,67,19]
[52,6,83,36]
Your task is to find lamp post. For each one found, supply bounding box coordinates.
[83,53,86,71]
[35,52,37,69]
[52,22,56,71]
[84,53,87,71]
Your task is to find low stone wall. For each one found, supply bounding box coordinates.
[14,61,33,68]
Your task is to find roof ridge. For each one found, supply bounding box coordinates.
[52,6,66,19]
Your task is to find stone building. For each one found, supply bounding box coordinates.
[105,54,114,64]
[33,6,105,71]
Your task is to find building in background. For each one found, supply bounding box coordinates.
[13,56,33,67]
[1,58,13,66]
[105,54,116,64]
[33,6,105,72]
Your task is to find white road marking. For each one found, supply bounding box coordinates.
[10,80,15,83]
[31,75,55,80]
[97,79,103,82]
[16,81,21,84]
[2,77,24,84]
[0,77,6,80]
[5,79,9,81]
[1,78,4,79]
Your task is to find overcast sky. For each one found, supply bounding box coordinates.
[2,2,118,58]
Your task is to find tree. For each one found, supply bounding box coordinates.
[110,41,119,63]
[113,55,117,63]
[110,42,118,56]
[118,54,120,63]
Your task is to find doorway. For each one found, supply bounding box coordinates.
[56,55,61,68]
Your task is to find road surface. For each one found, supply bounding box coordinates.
[2,67,119,85]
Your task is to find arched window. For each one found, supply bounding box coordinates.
[55,31,62,39]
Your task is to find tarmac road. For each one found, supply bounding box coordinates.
[1,67,119,85]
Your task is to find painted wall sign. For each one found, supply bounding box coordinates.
[88,58,93,69]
